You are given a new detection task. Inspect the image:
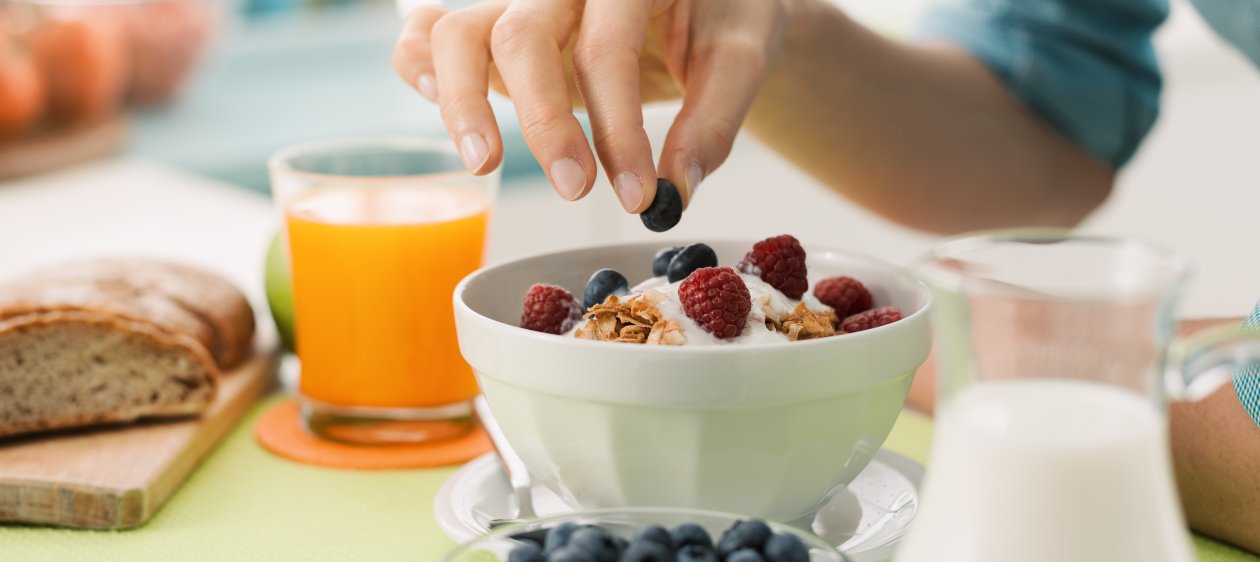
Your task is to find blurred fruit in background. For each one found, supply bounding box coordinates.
[265,232,296,352]
[31,10,130,124]
[0,0,214,177]
[0,33,44,138]
[118,0,214,106]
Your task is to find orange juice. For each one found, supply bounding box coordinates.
[285,186,489,408]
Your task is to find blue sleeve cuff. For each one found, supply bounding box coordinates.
[1234,302,1260,427]
[913,0,1168,168]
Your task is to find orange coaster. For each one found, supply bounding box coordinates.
[255,399,492,469]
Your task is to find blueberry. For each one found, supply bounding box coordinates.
[508,542,545,562]
[675,544,718,562]
[670,523,713,550]
[640,178,684,232]
[583,268,630,309]
[652,247,682,277]
[666,243,718,283]
[545,522,582,554]
[620,540,673,562]
[763,534,809,562]
[725,548,766,562]
[631,524,674,550]
[548,545,596,562]
[568,527,623,562]
[715,520,771,557]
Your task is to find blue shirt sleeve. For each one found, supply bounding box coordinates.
[914,0,1169,168]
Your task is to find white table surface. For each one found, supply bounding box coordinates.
[0,159,276,302]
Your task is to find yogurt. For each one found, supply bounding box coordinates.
[569,273,834,345]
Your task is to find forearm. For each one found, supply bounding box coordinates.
[1170,319,1260,553]
[1170,383,1260,553]
[746,1,1114,234]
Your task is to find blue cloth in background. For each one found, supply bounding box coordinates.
[916,0,1260,168]
[914,0,1168,168]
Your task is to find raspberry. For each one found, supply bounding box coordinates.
[840,306,903,333]
[678,267,752,340]
[519,284,582,334]
[813,276,873,317]
[737,235,808,300]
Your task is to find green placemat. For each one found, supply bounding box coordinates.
[1,399,1255,561]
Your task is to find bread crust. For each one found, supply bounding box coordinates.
[1,259,255,369]
[122,260,256,369]
[0,311,219,438]
[0,279,215,357]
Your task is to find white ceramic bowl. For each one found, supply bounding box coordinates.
[454,240,932,522]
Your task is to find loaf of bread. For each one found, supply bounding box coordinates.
[0,259,255,438]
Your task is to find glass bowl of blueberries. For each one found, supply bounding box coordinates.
[442,507,850,562]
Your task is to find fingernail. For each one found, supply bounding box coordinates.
[614,172,644,212]
[685,160,704,197]
[417,73,437,102]
[459,133,489,172]
[550,158,586,200]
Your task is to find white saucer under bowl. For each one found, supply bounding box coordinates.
[433,449,923,562]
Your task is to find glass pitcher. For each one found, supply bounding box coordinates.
[897,230,1260,562]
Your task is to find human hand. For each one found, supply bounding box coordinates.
[392,0,789,213]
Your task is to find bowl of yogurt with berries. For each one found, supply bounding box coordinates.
[454,235,932,523]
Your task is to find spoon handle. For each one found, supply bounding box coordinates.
[473,395,535,519]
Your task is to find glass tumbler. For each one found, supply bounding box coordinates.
[270,137,499,445]
[897,230,1260,562]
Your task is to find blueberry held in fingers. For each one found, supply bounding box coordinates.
[666,243,718,283]
[639,178,683,232]
[583,268,629,309]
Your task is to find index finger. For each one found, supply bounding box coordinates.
[572,0,662,213]
[489,0,598,202]
[392,4,447,101]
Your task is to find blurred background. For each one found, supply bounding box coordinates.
[0,0,1257,317]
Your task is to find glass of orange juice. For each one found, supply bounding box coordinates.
[269,137,498,445]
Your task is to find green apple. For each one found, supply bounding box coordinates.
[264,231,296,352]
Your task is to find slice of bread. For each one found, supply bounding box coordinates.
[0,311,218,438]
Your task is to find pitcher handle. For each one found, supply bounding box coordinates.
[1168,326,1260,402]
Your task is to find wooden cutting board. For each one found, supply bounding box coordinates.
[0,349,277,529]
[0,117,129,181]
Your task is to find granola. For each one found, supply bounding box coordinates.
[773,302,839,341]
[574,293,687,345]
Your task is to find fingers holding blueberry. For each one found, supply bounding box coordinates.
[640,179,684,233]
